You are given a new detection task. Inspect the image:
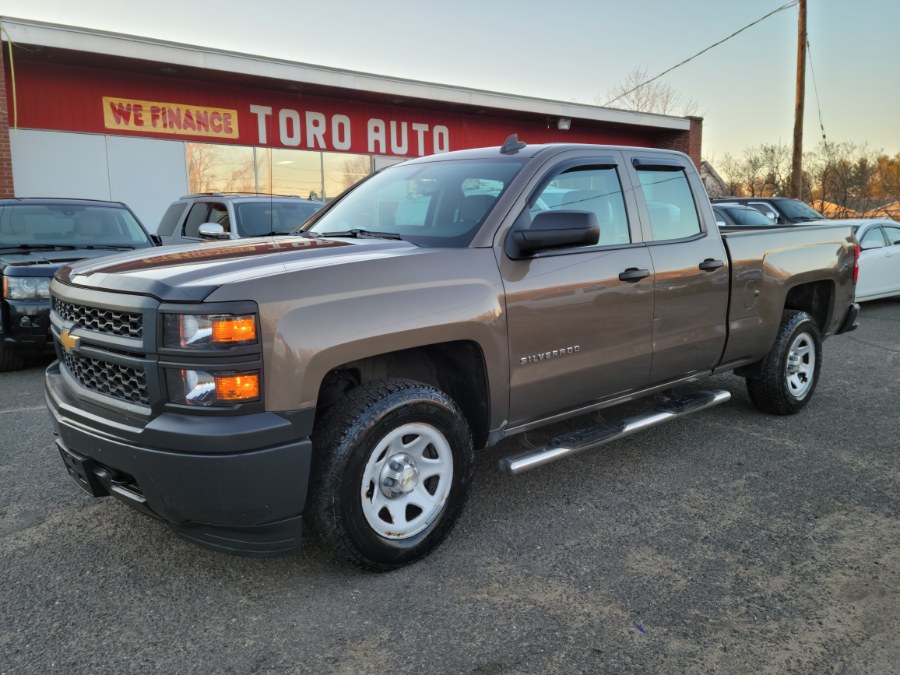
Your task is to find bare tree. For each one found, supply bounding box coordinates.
[600,67,698,116]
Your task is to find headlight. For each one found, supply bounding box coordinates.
[163,313,258,349]
[166,369,261,406]
[3,276,52,300]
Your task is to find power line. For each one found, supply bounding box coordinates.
[806,39,827,143]
[604,1,799,108]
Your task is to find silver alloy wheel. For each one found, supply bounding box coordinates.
[360,422,454,540]
[785,332,815,399]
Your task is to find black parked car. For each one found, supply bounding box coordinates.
[711,197,824,225]
[0,198,157,370]
[713,204,781,229]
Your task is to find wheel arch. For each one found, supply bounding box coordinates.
[315,340,492,450]
[783,279,834,333]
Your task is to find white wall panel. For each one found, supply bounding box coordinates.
[10,130,110,200]
[107,136,189,232]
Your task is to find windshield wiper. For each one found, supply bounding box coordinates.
[82,244,135,250]
[313,229,404,240]
[0,244,79,252]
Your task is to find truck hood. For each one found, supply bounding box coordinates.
[0,248,134,276]
[56,236,419,302]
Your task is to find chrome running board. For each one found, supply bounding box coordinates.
[499,389,731,475]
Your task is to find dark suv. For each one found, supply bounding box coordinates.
[0,198,156,370]
[711,197,824,225]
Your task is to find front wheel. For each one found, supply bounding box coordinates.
[308,379,474,571]
[746,310,823,415]
[0,343,26,372]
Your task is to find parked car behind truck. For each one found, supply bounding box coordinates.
[45,140,860,570]
[711,197,825,225]
[157,193,323,245]
[0,198,156,370]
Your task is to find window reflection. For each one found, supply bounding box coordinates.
[186,143,375,201]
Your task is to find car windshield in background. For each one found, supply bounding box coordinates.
[0,204,151,249]
[235,200,322,236]
[779,200,824,221]
[718,206,774,226]
[304,159,525,247]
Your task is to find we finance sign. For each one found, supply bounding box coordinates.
[103,97,239,139]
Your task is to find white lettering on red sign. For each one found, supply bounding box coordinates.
[333,115,351,151]
[251,105,450,156]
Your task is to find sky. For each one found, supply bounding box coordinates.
[2,0,899,165]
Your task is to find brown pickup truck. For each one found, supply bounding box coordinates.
[44,138,860,570]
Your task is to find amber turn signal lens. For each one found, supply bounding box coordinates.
[211,315,257,343]
[215,373,260,401]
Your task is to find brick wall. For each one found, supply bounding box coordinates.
[655,116,703,169]
[0,44,14,197]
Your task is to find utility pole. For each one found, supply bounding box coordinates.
[790,0,807,199]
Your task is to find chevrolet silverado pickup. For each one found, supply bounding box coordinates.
[44,138,860,570]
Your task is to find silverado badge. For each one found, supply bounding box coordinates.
[59,329,80,353]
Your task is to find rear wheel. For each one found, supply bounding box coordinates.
[746,310,822,415]
[308,379,474,571]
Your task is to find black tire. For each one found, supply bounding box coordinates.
[308,379,474,571]
[0,343,26,372]
[746,310,823,415]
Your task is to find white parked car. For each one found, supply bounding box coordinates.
[851,219,900,301]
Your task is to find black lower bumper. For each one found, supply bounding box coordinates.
[46,364,313,557]
[1,297,53,354]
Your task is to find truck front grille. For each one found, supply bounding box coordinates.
[53,298,143,339]
[61,350,150,405]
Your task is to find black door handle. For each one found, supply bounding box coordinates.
[619,267,651,282]
[699,258,725,271]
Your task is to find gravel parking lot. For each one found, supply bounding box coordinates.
[2,299,898,674]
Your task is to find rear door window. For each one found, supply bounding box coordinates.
[635,168,702,241]
[860,227,886,249]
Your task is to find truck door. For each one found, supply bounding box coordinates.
[624,152,730,385]
[500,155,654,427]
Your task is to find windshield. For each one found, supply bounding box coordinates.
[778,199,824,220]
[720,206,774,226]
[0,203,151,248]
[304,158,525,247]
[236,200,322,236]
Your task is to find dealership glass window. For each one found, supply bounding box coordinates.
[187,143,376,201]
[268,149,324,200]
[323,152,373,201]
[186,143,255,193]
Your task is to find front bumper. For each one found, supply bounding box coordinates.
[45,361,313,556]
[1,297,53,353]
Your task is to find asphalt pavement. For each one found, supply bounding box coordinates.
[1,299,898,674]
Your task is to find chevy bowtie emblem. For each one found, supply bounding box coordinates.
[59,329,80,353]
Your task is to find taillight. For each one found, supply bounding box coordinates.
[853,242,860,284]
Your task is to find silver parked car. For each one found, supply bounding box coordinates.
[157,193,323,245]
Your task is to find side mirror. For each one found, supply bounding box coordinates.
[198,222,230,240]
[508,210,599,257]
[149,234,163,246]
